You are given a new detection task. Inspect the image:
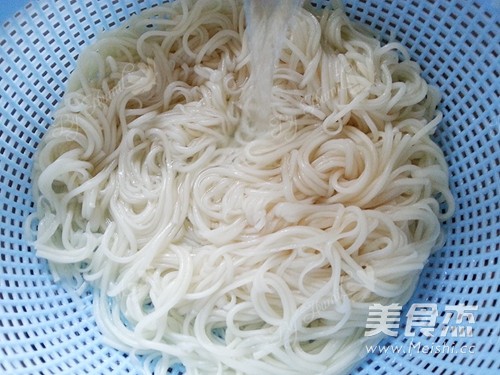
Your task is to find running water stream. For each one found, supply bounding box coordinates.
[243,0,303,136]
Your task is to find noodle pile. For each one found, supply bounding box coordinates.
[29,0,454,374]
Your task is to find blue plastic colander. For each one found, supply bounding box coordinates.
[0,0,498,374]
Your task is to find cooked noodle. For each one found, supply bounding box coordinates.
[29,0,454,374]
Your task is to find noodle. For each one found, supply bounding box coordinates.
[29,0,454,374]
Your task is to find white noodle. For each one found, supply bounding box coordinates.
[29,1,454,374]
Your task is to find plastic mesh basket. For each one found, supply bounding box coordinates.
[0,0,498,374]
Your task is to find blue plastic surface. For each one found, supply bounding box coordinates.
[0,0,31,24]
[0,0,499,374]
